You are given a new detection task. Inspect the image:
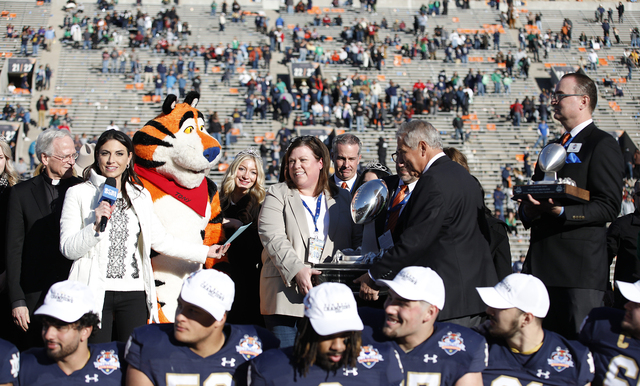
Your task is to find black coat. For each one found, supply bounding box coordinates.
[522,122,624,290]
[370,156,498,320]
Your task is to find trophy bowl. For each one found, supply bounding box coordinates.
[539,143,567,173]
[351,179,389,224]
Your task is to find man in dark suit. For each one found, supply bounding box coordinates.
[355,120,498,326]
[519,73,624,339]
[331,133,361,195]
[5,129,81,349]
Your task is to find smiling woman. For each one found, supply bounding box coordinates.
[257,136,362,347]
[59,130,228,344]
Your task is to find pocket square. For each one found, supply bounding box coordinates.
[566,153,582,164]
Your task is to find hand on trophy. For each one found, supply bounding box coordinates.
[354,273,381,301]
[519,194,563,219]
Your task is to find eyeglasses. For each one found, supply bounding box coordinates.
[49,152,78,163]
[391,152,401,162]
[550,93,585,102]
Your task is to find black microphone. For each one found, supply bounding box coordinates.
[99,177,118,232]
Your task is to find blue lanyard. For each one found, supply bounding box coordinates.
[385,186,412,224]
[302,194,323,233]
[563,134,575,148]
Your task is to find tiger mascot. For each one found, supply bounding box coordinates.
[133,92,225,323]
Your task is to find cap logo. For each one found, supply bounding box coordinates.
[200,282,225,302]
[50,291,74,304]
[496,281,513,294]
[324,302,351,313]
[397,271,417,285]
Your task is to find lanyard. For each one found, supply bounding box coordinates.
[302,194,323,233]
[385,187,412,224]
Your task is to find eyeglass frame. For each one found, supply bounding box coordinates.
[550,93,585,103]
[48,152,78,163]
[391,152,401,162]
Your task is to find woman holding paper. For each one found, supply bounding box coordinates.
[219,148,266,326]
[59,130,228,343]
[258,136,361,347]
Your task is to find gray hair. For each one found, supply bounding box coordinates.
[332,133,362,158]
[396,120,443,151]
[36,129,73,162]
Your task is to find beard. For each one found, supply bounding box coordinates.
[488,317,520,340]
[315,351,345,372]
[46,339,80,362]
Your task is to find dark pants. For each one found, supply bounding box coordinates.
[263,314,301,348]
[91,291,147,344]
[544,287,604,339]
[439,313,486,328]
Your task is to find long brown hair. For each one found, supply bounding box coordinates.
[84,130,143,209]
[282,136,338,198]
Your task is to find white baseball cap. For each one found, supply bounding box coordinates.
[180,269,234,321]
[304,283,364,336]
[34,280,95,323]
[476,273,550,318]
[376,266,445,310]
[617,280,640,303]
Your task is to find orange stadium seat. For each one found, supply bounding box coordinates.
[236,67,245,73]
[152,96,162,102]
[131,117,141,123]
[125,84,134,90]
[452,17,459,22]
[5,53,12,58]
[498,63,506,68]
[599,58,608,66]
[142,95,152,102]
[254,136,264,143]
[218,163,229,172]
[515,154,525,161]
[8,13,16,19]
[377,75,386,81]
[212,67,221,73]
[231,128,241,135]
[336,129,346,135]
[54,97,63,104]
[470,124,480,131]
[135,83,144,90]
[265,132,276,140]
[578,47,587,52]
[487,124,496,131]
[0,11,8,17]
[37,1,44,4]
[229,88,239,94]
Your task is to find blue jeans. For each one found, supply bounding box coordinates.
[102,60,109,73]
[211,132,221,145]
[513,112,521,126]
[301,99,308,112]
[494,82,501,94]
[534,134,547,148]
[84,40,91,50]
[246,106,254,120]
[390,95,398,110]
[264,315,300,348]
[504,84,511,95]
[477,83,485,96]
[32,44,39,56]
[356,115,365,131]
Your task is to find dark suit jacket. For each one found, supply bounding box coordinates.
[5,174,80,309]
[521,122,624,290]
[370,156,498,320]
[330,173,359,196]
[607,209,640,284]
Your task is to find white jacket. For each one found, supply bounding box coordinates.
[59,170,209,323]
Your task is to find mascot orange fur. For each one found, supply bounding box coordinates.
[133,92,225,323]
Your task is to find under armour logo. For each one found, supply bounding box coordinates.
[221,357,236,367]
[536,370,550,379]
[85,374,99,383]
[343,367,358,376]
[424,354,438,363]
[9,353,18,378]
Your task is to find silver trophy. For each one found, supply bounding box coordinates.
[351,179,389,224]
[537,144,567,184]
[512,143,589,204]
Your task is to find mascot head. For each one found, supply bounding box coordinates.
[133,92,222,189]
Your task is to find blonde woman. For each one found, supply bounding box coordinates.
[220,148,266,325]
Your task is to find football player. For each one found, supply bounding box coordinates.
[363,266,487,386]
[0,339,19,385]
[476,273,594,385]
[19,280,126,385]
[249,282,404,386]
[125,269,278,386]
[580,279,640,385]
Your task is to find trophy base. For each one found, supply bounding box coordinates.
[512,184,590,205]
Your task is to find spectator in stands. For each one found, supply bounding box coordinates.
[452,113,464,143]
[588,49,598,72]
[511,99,523,126]
[192,75,201,94]
[491,70,502,94]
[534,120,549,149]
[154,75,163,97]
[106,121,119,132]
[493,184,505,215]
[36,96,48,129]
[386,81,399,111]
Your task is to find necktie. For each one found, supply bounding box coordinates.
[561,132,571,145]
[385,185,408,233]
[341,182,348,190]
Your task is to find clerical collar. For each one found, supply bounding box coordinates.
[41,172,61,186]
